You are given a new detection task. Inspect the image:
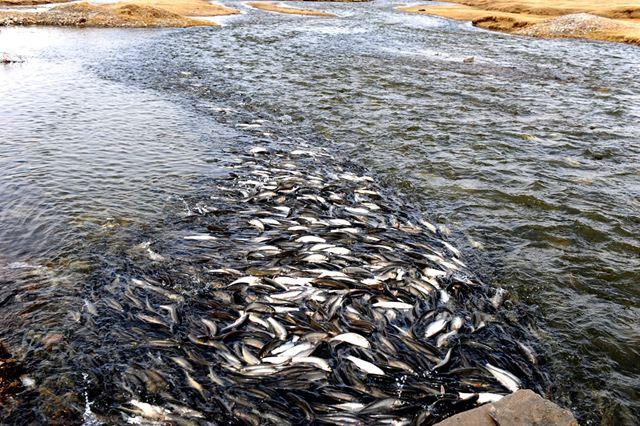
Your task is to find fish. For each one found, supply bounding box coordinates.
[323,247,351,255]
[249,219,265,232]
[372,301,414,310]
[275,342,314,360]
[517,341,538,365]
[330,227,360,235]
[425,318,448,338]
[92,145,543,424]
[288,225,310,231]
[451,316,464,331]
[423,268,447,279]
[136,313,168,327]
[201,318,218,337]
[330,333,370,349]
[130,279,184,302]
[230,276,262,286]
[273,276,315,286]
[291,356,331,372]
[128,400,170,420]
[432,348,452,370]
[170,356,193,371]
[436,330,457,348]
[185,371,205,398]
[459,392,504,404]
[184,234,217,241]
[442,241,461,258]
[419,219,438,234]
[206,268,243,275]
[221,312,248,333]
[273,206,291,216]
[159,304,179,325]
[241,346,261,365]
[346,356,385,376]
[296,236,327,244]
[485,363,521,392]
[239,365,281,376]
[250,147,268,155]
[267,317,287,340]
[302,254,329,263]
[310,243,335,251]
[333,402,365,412]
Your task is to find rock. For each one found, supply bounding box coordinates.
[517,13,627,38]
[463,56,475,63]
[1,52,23,64]
[435,390,578,426]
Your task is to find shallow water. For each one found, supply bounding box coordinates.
[1,1,639,423]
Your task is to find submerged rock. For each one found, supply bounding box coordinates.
[435,389,578,426]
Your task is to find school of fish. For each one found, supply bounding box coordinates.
[70,145,546,425]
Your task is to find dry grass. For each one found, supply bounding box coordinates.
[0,0,239,17]
[127,0,239,17]
[248,1,335,17]
[0,2,217,27]
[399,0,640,45]
[457,1,640,20]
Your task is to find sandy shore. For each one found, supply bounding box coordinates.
[0,0,67,5]
[128,0,238,17]
[248,1,335,17]
[0,0,239,27]
[0,2,220,26]
[399,0,640,46]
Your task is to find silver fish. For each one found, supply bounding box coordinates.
[485,363,521,392]
[346,356,385,376]
[330,333,370,349]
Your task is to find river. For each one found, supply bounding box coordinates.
[0,1,639,424]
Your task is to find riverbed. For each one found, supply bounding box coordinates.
[1,1,639,424]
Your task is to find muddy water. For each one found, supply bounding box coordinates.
[1,1,639,424]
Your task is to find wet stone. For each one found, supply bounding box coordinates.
[435,390,579,426]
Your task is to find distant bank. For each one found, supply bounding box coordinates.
[399,0,640,46]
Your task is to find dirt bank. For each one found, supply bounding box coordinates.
[455,1,640,20]
[248,1,335,17]
[0,2,218,27]
[399,0,640,46]
[126,0,238,17]
[0,0,68,6]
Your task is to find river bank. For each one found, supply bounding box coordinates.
[0,2,221,27]
[0,0,349,26]
[399,0,640,46]
[0,0,239,27]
